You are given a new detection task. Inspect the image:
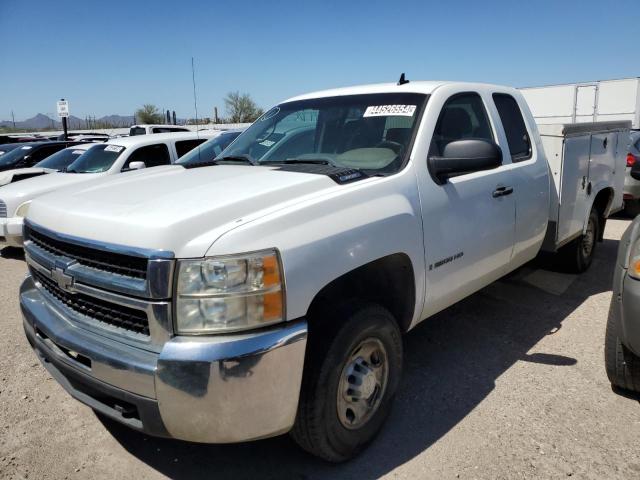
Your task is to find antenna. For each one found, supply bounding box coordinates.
[398,73,409,85]
[191,57,199,134]
[191,56,201,162]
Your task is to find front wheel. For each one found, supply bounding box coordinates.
[605,297,640,392]
[291,302,403,462]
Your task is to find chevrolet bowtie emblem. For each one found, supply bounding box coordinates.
[51,266,75,292]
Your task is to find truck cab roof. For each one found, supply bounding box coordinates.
[283,80,519,102]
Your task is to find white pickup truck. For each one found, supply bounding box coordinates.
[0,131,216,248]
[19,80,628,462]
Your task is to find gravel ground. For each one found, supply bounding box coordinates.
[1,218,640,480]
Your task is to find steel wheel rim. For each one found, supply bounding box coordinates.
[582,217,595,258]
[337,337,389,430]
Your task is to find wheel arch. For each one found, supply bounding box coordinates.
[305,253,416,333]
[590,186,614,241]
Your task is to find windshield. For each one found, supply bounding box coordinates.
[35,148,87,170]
[0,144,21,156]
[222,93,427,174]
[177,131,243,165]
[0,145,31,167]
[65,144,124,173]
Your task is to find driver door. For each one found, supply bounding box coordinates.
[419,92,516,316]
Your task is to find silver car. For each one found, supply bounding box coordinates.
[624,130,640,216]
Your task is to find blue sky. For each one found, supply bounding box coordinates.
[1,0,638,121]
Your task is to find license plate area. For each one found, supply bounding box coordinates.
[35,327,92,370]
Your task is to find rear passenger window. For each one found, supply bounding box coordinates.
[175,139,206,158]
[429,93,494,157]
[123,144,171,170]
[152,127,188,134]
[493,94,532,162]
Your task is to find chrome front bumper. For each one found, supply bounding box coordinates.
[21,276,308,443]
[0,217,24,247]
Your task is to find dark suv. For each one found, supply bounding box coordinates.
[0,141,81,172]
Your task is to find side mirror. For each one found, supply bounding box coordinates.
[127,161,146,171]
[428,139,502,184]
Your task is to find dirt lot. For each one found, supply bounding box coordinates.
[1,218,640,480]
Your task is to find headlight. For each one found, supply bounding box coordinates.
[175,249,284,334]
[15,201,31,218]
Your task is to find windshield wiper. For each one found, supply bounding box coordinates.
[63,167,78,173]
[180,159,219,169]
[216,154,258,165]
[261,158,339,167]
[181,154,257,169]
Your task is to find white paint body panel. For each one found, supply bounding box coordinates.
[24,81,622,332]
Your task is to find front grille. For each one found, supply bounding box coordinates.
[26,226,148,279]
[0,200,6,218]
[33,269,150,336]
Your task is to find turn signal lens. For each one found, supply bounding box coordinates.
[628,240,640,280]
[633,260,640,278]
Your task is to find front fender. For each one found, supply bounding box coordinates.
[207,170,426,325]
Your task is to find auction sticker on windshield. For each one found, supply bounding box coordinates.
[104,145,124,153]
[363,105,416,117]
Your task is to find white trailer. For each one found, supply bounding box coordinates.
[521,77,640,128]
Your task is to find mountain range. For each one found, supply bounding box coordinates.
[0,113,136,130]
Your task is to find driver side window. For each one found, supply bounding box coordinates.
[429,93,494,157]
[122,144,171,170]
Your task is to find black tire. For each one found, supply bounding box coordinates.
[558,208,599,273]
[291,302,403,462]
[605,297,640,392]
[625,199,640,218]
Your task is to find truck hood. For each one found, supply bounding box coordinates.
[0,167,57,187]
[0,171,102,216]
[28,165,339,258]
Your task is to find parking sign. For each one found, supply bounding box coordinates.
[57,100,69,118]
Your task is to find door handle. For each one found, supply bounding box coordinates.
[492,186,514,198]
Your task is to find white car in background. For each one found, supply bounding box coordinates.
[0,131,217,247]
[0,143,95,187]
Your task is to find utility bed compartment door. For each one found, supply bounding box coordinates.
[589,132,618,197]
[557,135,591,244]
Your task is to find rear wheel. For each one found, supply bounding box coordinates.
[605,297,640,392]
[558,208,599,273]
[291,302,402,462]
